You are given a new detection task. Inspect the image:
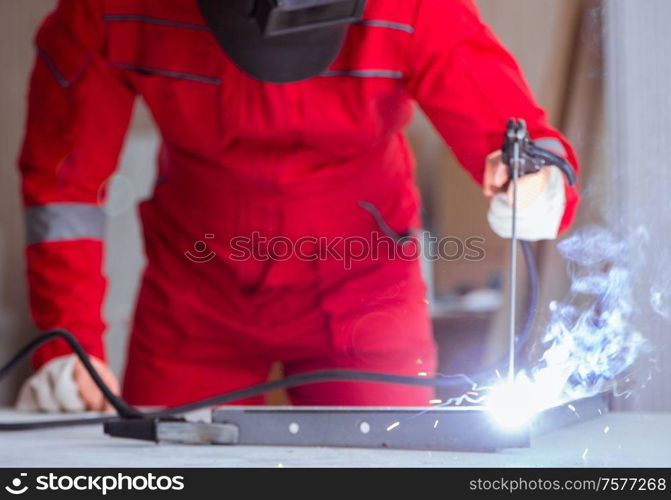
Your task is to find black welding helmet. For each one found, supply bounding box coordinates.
[196,0,367,83]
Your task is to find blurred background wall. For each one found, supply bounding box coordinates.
[0,0,667,410]
[604,0,671,411]
[0,0,53,406]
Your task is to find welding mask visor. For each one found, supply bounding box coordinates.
[196,0,367,83]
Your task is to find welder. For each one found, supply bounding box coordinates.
[15,0,579,412]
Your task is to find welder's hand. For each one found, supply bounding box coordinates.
[73,356,119,411]
[483,150,552,209]
[483,151,566,241]
[15,354,119,413]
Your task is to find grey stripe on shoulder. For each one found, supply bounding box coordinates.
[110,62,222,85]
[25,203,106,245]
[102,14,209,31]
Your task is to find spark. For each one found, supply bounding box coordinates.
[434,420,439,429]
[567,404,581,418]
[417,372,428,377]
[440,384,490,407]
[485,377,537,429]
[387,421,400,432]
[484,227,650,423]
[582,448,589,462]
[429,399,442,405]
[604,426,610,434]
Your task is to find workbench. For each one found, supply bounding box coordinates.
[0,409,669,468]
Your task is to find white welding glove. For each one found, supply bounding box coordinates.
[487,166,566,241]
[15,354,86,413]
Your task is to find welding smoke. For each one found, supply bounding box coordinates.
[446,224,660,424]
[650,269,671,322]
[515,225,649,409]
[486,226,652,425]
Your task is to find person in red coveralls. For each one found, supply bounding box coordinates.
[16,0,579,412]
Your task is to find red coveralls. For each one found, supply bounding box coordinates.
[19,0,579,406]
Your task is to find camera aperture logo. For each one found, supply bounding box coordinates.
[4,472,184,496]
[5,473,28,495]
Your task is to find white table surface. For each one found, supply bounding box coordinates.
[0,409,669,468]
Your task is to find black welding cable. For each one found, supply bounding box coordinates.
[0,370,476,431]
[0,415,120,431]
[518,240,539,352]
[527,144,578,187]
[0,330,480,431]
[147,370,474,417]
[0,329,143,419]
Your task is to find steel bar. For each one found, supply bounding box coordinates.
[531,391,611,437]
[210,392,610,451]
[214,406,527,451]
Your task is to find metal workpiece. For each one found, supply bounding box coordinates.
[531,392,611,437]
[210,393,611,451]
[212,406,529,451]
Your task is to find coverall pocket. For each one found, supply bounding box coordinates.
[105,18,227,151]
[105,19,223,87]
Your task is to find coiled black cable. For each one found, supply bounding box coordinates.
[0,329,142,419]
[519,240,539,350]
[0,330,482,431]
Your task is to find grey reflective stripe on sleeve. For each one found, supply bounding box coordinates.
[25,204,106,245]
[320,69,404,79]
[535,137,567,156]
